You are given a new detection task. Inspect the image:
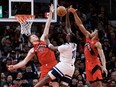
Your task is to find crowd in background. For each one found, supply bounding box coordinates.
[0,0,116,87]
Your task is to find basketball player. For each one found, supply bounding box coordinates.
[34,9,77,87]
[8,4,59,87]
[68,6,108,87]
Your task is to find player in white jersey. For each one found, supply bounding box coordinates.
[34,10,77,87]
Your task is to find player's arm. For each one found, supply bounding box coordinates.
[48,43,58,51]
[65,9,71,34]
[95,42,108,76]
[40,4,53,41]
[8,48,35,71]
[68,6,90,38]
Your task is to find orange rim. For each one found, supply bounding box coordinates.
[15,15,35,23]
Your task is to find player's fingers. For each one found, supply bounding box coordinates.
[105,70,108,77]
[102,69,104,73]
[8,65,13,70]
[51,4,53,8]
[50,4,54,12]
[7,66,11,70]
[75,9,78,11]
[49,4,52,9]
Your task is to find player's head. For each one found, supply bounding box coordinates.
[29,34,39,44]
[91,29,104,40]
[66,33,77,43]
[91,29,98,39]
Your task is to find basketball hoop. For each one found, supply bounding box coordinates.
[15,15,34,36]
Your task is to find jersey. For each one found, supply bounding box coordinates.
[84,37,102,81]
[58,43,77,65]
[33,40,57,65]
[33,40,57,80]
[84,37,99,63]
[48,43,77,86]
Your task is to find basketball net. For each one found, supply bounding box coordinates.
[15,15,35,36]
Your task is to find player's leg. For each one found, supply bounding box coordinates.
[91,81,102,87]
[96,81,102,87]
[49,79,59,87]
[34,74,52,87]
[34,65,61,87]
[60,75,72,87]
[91,82,96,87]
[49,62,74,87]
[61,84,68,87]
[39,72,50,87]
[50,81,60,87]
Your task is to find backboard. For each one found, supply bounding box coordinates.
[0,0,58,22]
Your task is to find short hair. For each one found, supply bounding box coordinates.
[98,30,104,40]
[70,33,77,43]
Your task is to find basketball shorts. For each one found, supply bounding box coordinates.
[48,62,75,86]
[86,64,103,82]
[39,62,57,80]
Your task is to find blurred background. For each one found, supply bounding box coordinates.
[0,0,116,87]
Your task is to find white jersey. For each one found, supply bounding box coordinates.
[48,43,77,86]
[58,43,77,65]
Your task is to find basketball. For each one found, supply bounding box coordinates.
[57,6,67,16]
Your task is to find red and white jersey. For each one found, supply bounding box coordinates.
[84,37,99,62]
[33,40,57,65]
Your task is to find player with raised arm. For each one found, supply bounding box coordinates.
[34,9,77,87]
[69,6,107,87]
[8,4,59,87]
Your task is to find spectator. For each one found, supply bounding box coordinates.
[110,71,116,81]
[5,75,13,87]
[32,79,38,87]
[11,78,21,87]
[20,79,31,87]
[77,80,84,87]
[69,77,78,87]
[16,72,23,79]
[107,71,116,87]
[1,72,6,87]
[109,80,116,87]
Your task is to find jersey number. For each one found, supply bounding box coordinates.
[85,42,94,55]
[72,50,76,59]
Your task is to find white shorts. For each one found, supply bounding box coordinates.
[48,62,75,86]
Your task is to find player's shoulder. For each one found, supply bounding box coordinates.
[58,43,69,51]
[94,41,102,48]
[61,43,70,47]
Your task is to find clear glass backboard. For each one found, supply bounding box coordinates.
[0,0,58,22]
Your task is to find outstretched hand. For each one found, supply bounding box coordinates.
[101,66,108,77]
[8,65,15,71]
[68,5,77,14]
[50,4,54,13]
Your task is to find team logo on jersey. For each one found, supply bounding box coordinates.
[39,48,45,53]
[35,44,47,52]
